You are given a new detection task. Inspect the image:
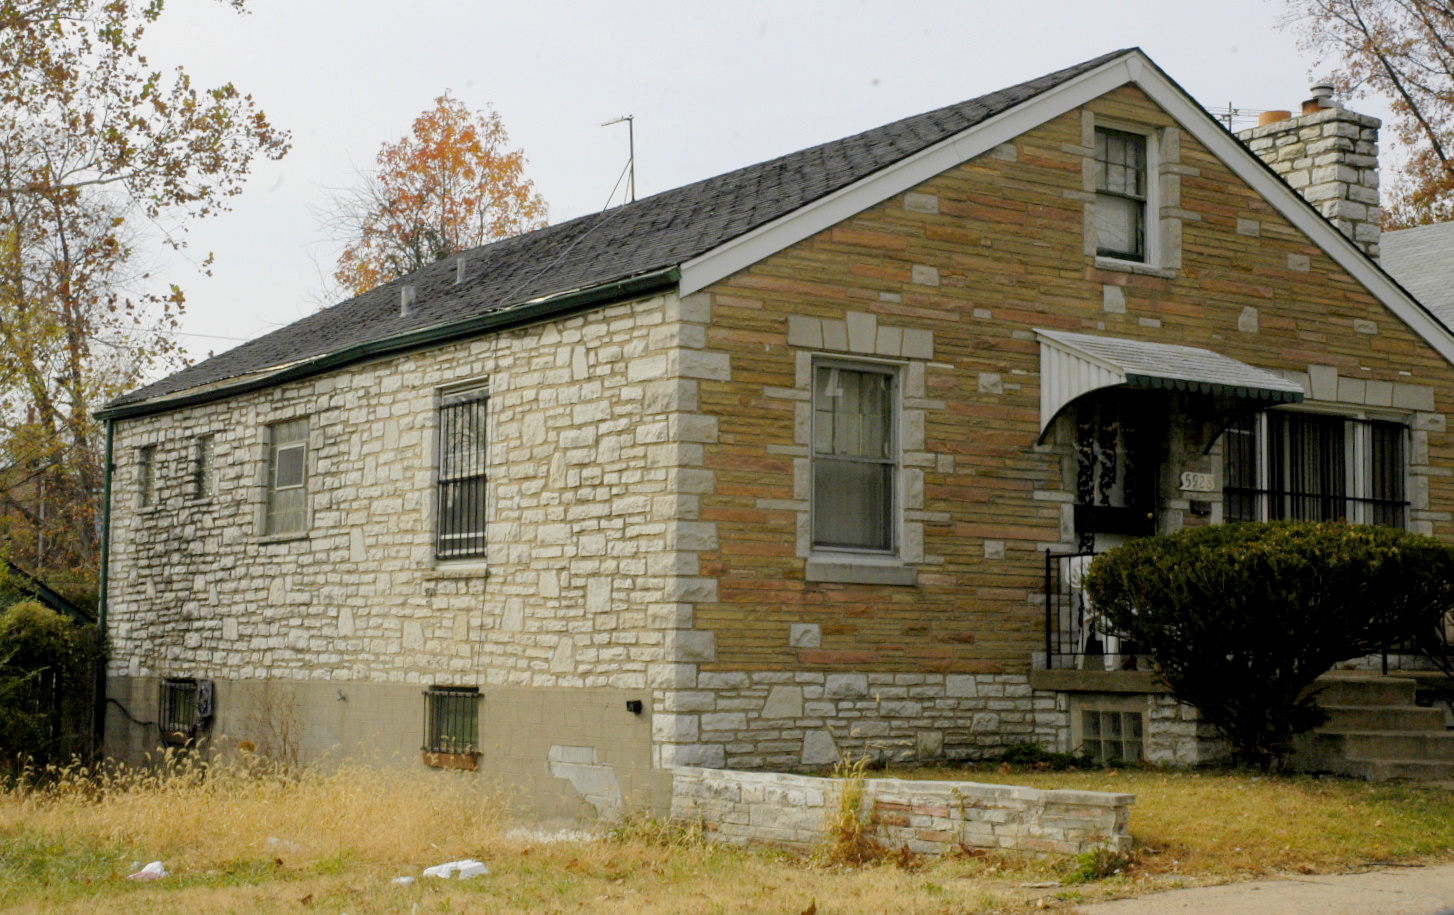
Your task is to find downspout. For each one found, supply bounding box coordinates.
[93,416,114,757]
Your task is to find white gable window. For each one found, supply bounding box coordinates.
[1224,411,1407,528]
[812,362,896,552]
[265,418,309,535]
[1094,127,1148,262]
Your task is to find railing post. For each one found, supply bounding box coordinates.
[1044,550,1053,669]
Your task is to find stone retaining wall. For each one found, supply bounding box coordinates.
[671,767,1133,855]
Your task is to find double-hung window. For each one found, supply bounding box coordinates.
[812,362,895,552]
[1224,411,1407,527]
[436,388,489,560]
[1094,128,1148,262]
[265,419,309,535]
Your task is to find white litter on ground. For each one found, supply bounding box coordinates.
[125,861,168,881]
[391,876,416,886]
[422,859,489,879]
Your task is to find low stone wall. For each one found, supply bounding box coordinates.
[671,767,1133,856]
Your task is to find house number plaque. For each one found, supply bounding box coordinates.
[1179,471,1216,493]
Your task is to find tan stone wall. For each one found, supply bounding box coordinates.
[685,85,1454,674]
[648,85,1454,767]
[105,675,669,820]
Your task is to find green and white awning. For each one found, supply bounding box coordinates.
[1036,329,1305,437]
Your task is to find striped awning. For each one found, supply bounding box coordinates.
[1036,329,1305,437]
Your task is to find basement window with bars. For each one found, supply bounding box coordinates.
[436,388,489,560]
[159,678,202,746]
[423,687,480,758]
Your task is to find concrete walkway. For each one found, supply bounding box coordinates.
[1072,862,1454,914]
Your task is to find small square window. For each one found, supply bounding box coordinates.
[423,686,480,757]
[1080,709,1144,764]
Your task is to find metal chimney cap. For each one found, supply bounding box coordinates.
[1310,83,1337,103]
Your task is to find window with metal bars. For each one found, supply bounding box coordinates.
[159,678,198,745]
[436,389,489,560]
[1223,411,1407,527]
[1094,128,1147,261]
[423,686,480,755]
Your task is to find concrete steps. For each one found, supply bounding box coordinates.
[1290,672,1454,781]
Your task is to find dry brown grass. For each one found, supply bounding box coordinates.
[3,756,1453,914]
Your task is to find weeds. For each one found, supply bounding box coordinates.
[812,754,885,868]
[1062,846,1132,883]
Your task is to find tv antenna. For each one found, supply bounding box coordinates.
[602,115,635,203]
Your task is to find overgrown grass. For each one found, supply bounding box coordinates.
[903,764,1454,877]
[2,754,1452,914]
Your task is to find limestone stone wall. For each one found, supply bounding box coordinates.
[1238,104,1382,258]
[671,767,1134,855]
[105,291,709,805]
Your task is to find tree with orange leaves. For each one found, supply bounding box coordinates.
[1285,0,1454,227]
[331,95,548,297]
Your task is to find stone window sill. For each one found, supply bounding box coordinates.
[805,557,917,586]
[425,560,489,580]
[1094,256,1175,279]
[256,531,310,545]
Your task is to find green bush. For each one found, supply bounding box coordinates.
[1083,521,1454,770]
[0,600,102,772]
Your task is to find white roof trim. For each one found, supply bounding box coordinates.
[679,50,1454,370]
[1037,330,1307,437]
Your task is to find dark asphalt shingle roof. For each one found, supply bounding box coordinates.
[1382,222,1454,328]
[112,49,1132,409]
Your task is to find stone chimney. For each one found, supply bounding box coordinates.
[1236,84,1382,259]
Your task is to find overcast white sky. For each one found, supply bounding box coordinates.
[137,0,1393,361]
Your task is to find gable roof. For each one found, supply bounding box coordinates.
[1383,222,1454,327]
[103,48,1454,420]
[102,49,1130,417]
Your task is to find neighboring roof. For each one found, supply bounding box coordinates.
[104,47,1454,420]
[1036,330,1306,436]
[1382,222,1454,326]
[106,49,1129,416]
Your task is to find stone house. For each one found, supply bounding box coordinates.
[99,48,1454,818]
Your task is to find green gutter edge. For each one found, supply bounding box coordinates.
[94,416,114,755]
[96,267,683,422]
